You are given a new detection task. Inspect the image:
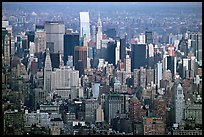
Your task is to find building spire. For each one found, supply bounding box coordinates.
[97,12,102,27]
[45,48,52,69]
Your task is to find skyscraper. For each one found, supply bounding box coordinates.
[175,84,185,124]
[124,55,131,74]
[44,48,52,92]
[155,62,162,89]
[80,12,91,42]
[74,46,88,77]
[107,41,117,66]
[145,31,153,44]
[3,34,10,67]
[131,44,147,71]
[44,21,65,54]
[26,31,35,49]
[189,32,202,65]
[120,37,126,62]
[34,27,46,53]
[96,14,102,50]
[64,31,79,66]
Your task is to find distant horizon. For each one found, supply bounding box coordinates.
[3,2,202,7]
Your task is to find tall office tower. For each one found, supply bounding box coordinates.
[197,33,202,65]
[29,42,35,57]
[107,41,117,66]
[96,14,102,50]
[146,68,154,86]
[21,35,28,51]
[92,25,96,43]
[44,21,65,54]
[133,69,140,88]
[115,40,120,65]
[139,33,145,44]
[3,34,10,67]
[167,44,175,56]
[104,93,129,123]
[178,37,188,57]
[64,31,79,66]
[167,56,174,76]
[2,26,11,67]
[182,58,190,78]
[26,31,35,49]
[124,55,131,74]
[80,12,91,42]
[148,43,154,69]
[189,33,202,66]
[169,33,174,44]
[16,35,22,57]
[120,37,126,62]
[85,99,99,123]
[155,62,162,89]
[104,28,116,38]
[145,31,153,44]
[140,67,146,89]
[175,84,185,124]
[131,44,147,71]
[34,27,46,53]
[74,46,87,77]
[44,49,52,92]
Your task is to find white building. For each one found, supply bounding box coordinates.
[51,66,79,90]
[175,84,185,124]
[44,48,52,92]
[96,14,102,49]
[80,12,91,42]
[148,43,154,57]
[124,55,131,75]
[139,33,145,44]
[155,62,162,89]
[115,40,120,65]
[29,42,35,57]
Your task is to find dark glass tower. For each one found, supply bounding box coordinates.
[107,41,117,66]
[131,44,147,71]
[145,31,153,44]
[64,32,79,66]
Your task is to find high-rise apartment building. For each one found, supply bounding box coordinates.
[44,21,65,54]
